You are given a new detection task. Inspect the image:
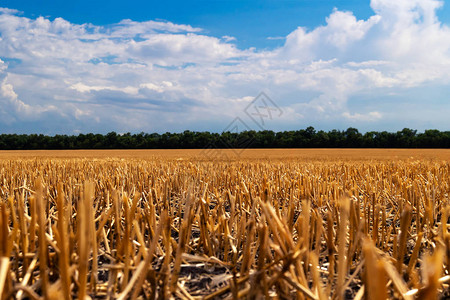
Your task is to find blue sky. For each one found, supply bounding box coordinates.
[0,0,449,134]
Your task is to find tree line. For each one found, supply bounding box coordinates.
[0,127,448,150]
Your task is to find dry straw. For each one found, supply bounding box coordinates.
[0,154,447,298]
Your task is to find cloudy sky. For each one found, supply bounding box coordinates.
[0,0,449,134]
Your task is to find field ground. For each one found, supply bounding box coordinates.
[0,148,449,160]
[0,149,448,299]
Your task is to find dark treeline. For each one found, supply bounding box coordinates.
[0,127,449,149]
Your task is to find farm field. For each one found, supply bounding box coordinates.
[0,149,449,299]
[0,148,449,160]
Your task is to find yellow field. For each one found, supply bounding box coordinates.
[0,149,448,299]
[0,148,449,160]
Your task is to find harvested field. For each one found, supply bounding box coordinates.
[0,148,449,160]
[0,149,449,299]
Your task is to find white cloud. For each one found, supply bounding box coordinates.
[140,81,173,93]
[111,19,201,36]
[0,7,20,15]
[70,82,139,95]
[279,9,380,62]
[342,111,382,122]
[0,59,57,124]
[324,9,381,48]
[0,1,449,133]
[222,35,236,42]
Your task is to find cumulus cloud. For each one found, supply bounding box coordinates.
[0,59,58,124]
[0,1,449,133]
